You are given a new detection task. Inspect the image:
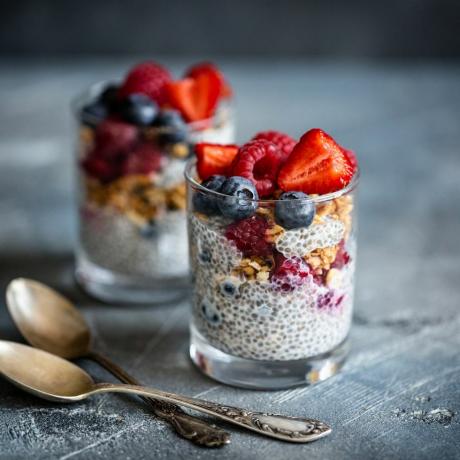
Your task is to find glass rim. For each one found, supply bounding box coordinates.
[71,80,234,129]
[184,158,360,204]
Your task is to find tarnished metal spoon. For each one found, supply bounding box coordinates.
[0,340,331,443]
[6,278,230,447]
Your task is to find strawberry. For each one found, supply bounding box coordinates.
[118,61,172,105]
[186,62,232,99]
[196,143,239,180]
[278,129,355,195]
[166,71,220,122]
[342,148,358,171]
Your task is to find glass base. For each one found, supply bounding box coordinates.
[76,256,189,305]
[190,326,349,390]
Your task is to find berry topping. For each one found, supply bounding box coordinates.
[231,139,283,197]
[186,62,232,99]
[93,120,138,159]
[166,71,220,122]
[278,129,355,195]
[332,240,351,269]
[118,93,158,126]
[342,148,358,171]
[81,101,107,124]
[271,254,310,292]
[252,130,296,158]
[99,84,119,110]
[218,176,259,220]
[121,143,165,176]
[192,175,226,215]
[275,191,316,229]
[225,215,272,257]
[118,61,172,105]
[152,110,188,145]
[195,143,239,180]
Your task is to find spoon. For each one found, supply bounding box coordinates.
[6,278,229,447]
[0,340,331,443]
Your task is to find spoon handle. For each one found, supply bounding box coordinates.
[88,351,230,447]
[93,382,331,443]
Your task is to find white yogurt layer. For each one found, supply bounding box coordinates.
[189,214,355,361]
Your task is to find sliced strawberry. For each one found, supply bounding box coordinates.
[342,148,358,171]
[278,129,355,195]
[166,71,220,122]
[196,143,239,180]
[186,62,232,99]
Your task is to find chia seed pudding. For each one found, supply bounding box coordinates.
[74,61,234,303]
[186,128,359,387]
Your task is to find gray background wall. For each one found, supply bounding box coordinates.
[1,0,459,58]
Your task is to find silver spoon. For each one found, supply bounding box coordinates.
[6,278,229,447]
[0,340,331,443]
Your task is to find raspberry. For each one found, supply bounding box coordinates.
[253,131,296,158]
[118,62,172,105]
[94,120,138,159]
[81,154,122,182]
[332,240,351,269]
[122,143,165,176]
[271,254,310,292]
[225,216,272,257]
[231,139,283,197]
[317,291,345,310]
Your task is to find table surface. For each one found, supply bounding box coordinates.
[0,58,459,460]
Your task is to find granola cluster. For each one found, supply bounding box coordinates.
[84,176,186,227]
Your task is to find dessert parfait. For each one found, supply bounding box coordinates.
[74,61,234,303]
[186,128,359,388]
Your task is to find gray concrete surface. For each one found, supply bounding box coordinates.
[0,58,459,459]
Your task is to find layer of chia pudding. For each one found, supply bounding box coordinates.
[187,128,358,362]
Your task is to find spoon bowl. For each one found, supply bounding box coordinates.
[0,341,94,402]
[6,278,91,358]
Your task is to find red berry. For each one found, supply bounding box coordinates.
[342,148,358,171]
[278,129,356,195]
[81,154,122,182]
[225,216,273,257]
[122,143,166,176]
[195,143,239,180]
[231,139,283,198]
[166,71,221,122]
[271,254,310,292]
[317,291,345,310]
[186,62,232,99]
[252,131,296,158]
[332,240,351,269]
[94,120,138,159]
[118,61,172,105]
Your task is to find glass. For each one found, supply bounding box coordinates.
[185,160,359,389]
[73,82,235,304]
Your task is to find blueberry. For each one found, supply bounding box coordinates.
[151,110,186,129]
[275,191,315,229]
[99,84,119,110]
[198,248,212,264]
[219,277,241,298]
[201,300,222,326]
[119,93,158,126]
[193,175,226,215]
[140,221,157,239]
[152,110,188,145]
[217,176,259,220]
[81,101,107,124]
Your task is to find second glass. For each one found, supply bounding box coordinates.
[74,83,234,304]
